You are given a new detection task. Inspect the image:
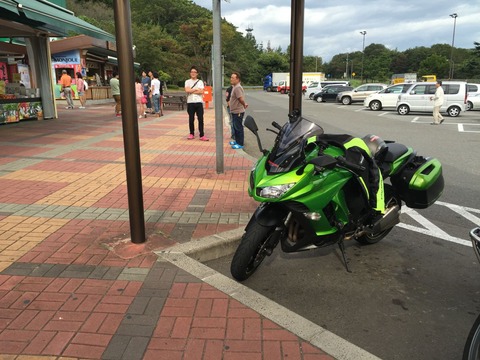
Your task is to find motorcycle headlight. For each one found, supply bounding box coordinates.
[259,183,295,199]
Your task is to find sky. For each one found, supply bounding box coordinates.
[191,0,480,62]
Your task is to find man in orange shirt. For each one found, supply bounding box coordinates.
[60,70,74,109]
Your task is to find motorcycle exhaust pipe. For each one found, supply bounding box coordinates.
[366,205,401,234]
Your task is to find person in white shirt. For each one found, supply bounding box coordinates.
[430,80,445,125]
[151,72,161,116]
[184,66,208,141]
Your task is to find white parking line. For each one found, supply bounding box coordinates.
[378,112,389,116]
[411,117,420,122]
[458,123,480,133]
[399,201,480,247]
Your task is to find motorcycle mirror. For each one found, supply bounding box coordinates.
[244,115,266,154]
[244,115,258,133]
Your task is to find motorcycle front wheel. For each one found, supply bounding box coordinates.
[230,221,279,281]
[464,314,480,360]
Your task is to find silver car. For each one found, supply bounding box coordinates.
[336,83,387,105]
[363,83,412,111]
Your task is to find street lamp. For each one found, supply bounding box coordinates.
[345,52,349,79]
[449,13,458,79]
[360,31,367,82]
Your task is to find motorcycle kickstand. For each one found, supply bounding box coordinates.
[338,237,352,273]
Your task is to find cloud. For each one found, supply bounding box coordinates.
[192,0,480,62]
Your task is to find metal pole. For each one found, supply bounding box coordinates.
[213,0,224,173]
[449,13,458,79]
[288,0,305,121]
[112,0,146,243]
[360,31,366,82]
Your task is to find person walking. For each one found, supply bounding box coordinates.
[60,70,74,109]
[110,72,121,117]
[185,66,208,141]
[151,72,161,116]
[141,70,151,116]
[430,80,445,125]
[229,72,248,149]
[76,72,87,109]
[135,77,146,119]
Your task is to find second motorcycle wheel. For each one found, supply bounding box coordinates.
[230,221,278,281]
[464,314,480,360]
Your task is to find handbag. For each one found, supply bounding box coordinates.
[141,95,147,104]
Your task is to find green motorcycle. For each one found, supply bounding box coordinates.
[230,116,444,281]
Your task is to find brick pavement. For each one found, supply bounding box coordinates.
[0,103,338,359]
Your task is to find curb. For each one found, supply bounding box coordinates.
[156,227,243,263]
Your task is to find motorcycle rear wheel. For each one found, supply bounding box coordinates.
[464,314,480,360]
[230,221,278,281]
[356,185,401,245]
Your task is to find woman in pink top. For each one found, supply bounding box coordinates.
[135,77,146,118]
[76,72,87,109]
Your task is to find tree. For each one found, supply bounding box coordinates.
[257,52,289,74]
[418,54,449,78]
[362,44,393,82]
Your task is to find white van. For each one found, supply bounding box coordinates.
[305,81,350,100]
[396,81,467,117]
[468,83,480,95]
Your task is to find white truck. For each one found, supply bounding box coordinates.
[277,72,325,94]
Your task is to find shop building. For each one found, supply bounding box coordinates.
[50,35,119,103]
[0,0,115,125]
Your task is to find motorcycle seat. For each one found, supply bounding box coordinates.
[383,143,408,163]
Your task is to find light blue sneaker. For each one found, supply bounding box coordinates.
[229,140,236,145]
[231,144,243,149]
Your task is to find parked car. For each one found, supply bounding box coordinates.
[305,81,350,100]
[467,93,480,111]
[336,83,387,105]
[313,85,353,103]
[468,83,480,96]
[364,83,412,111]
[396,81,467,117]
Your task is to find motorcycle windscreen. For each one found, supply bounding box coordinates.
[266,118,324,173]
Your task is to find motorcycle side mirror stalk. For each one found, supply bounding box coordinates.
[244,115,268,155]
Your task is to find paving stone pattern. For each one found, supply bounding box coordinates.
[0,104,335,359]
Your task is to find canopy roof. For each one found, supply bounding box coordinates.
[0,0,115,42]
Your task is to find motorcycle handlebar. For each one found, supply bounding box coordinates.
[336,156,366,172]
[272,121,282,131]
